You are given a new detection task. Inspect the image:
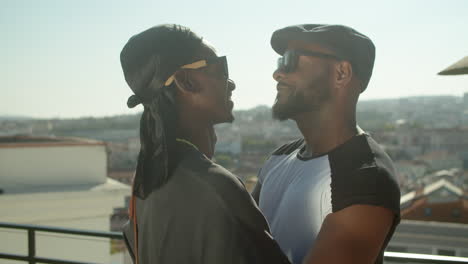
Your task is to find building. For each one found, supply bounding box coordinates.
[373,127,468,163]
[214,125,242,154]
[387,178,468,258]
[400,179,468,224]
[0,135,131,264]
[394,160,429,193]
[424,128,468,155]
[108,170,134,185]
[0,135,110,192]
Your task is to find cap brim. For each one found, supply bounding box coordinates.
[271,25,324,55]
[271,30,295,55]
[271,25,337,56]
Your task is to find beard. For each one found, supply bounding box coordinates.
[272,91,310,121]
[272,81,330,121]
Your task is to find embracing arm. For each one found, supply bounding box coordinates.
[303,205,394,264]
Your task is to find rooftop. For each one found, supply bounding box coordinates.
[1,178,130,195]
[0,135,105,148]
[0,178,130,225]
[400,178,465,205]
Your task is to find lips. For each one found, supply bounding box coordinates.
[226,93,234,110]
[275,82,293,104]
[277,82,292,91]
[227,100,234,110]
[228,94,234,106]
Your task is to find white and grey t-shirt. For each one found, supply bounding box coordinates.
[257,133,400,264]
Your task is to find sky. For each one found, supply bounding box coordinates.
[1,0,467,118]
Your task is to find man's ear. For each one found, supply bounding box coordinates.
[335,61,353,89]
[173,70,198,93]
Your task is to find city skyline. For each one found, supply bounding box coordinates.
[2,0,468,118]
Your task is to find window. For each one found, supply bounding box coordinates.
[452,208,461,218]
[424,207,432,216]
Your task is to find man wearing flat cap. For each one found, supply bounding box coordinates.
[252,24,400,264]
[120,24,290,264]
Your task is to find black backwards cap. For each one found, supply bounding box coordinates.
[120,24,203,108]
[271,24,375,91]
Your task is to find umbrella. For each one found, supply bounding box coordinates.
[438,56,468,75]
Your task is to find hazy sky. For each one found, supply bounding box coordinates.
[2,0,467,118]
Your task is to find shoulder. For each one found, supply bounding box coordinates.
[262,138,304,167]
[207,163,270,231]
[257,138,304,182]
[178,151,270,231]
[177,151,247,199]
[327,134,397,180]
[271,138,305,156]
[328,134,401,215]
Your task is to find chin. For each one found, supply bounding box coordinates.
[272,102,290,121]
[272,101,308,121]
[225,115,235,123]
[213,112,235,124]
[222,113,235,123]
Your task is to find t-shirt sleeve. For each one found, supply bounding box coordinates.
[330,166,401,216]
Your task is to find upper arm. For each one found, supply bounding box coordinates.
[303,205,395,264]
[200,183,289,264]
[199,202,243,263]
[304,163,400,264]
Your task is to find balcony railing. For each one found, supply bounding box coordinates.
[1,221,468,264]
[384,251,468,263]
[0,222,123,264]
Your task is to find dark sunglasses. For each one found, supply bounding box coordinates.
[206,56,229,79]
[165,56,229,86]
[277,50,342,73]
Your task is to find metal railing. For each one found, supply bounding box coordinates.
[1,221,468,264]
[384,252,468,263]
[0,222,123,264]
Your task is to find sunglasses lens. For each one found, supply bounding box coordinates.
[284,51,293,73]
[278,51,296,73]
[277,57,284,71]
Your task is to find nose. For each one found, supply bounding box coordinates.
[273,68,285,82]
[227,79,236,91]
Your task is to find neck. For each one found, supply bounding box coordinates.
[176,118,216,159]
[294,103,357,157]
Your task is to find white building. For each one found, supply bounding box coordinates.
[0,135,131,264]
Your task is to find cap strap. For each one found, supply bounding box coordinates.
[164,60,208,86]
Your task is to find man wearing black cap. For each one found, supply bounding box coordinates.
[252,24,400,264]
[120,24,289,264]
